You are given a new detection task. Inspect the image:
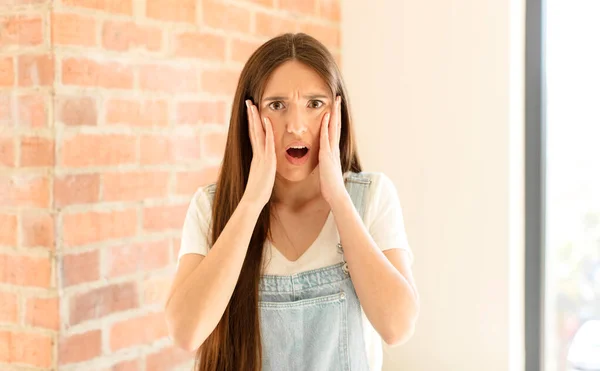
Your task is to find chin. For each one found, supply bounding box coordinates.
[276,159,319,182]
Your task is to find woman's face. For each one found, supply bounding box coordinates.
[258,60,333,182]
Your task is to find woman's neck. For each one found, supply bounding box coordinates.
[271,166,323,209]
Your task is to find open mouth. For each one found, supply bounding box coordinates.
[285,144,310,165]
[286,146,309,158]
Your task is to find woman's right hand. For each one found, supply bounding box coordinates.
[242,99,276,209]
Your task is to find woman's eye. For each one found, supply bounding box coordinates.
[268,100,324,110]
[269,101,284,110]
[309,100,324,109]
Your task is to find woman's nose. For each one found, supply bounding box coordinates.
[286,122,307,135]
[285,109,308,135]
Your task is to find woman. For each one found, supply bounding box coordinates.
[165,33,419,371]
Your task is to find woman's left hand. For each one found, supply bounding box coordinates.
[319,95,346,206]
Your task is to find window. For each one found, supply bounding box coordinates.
[527,1,600,370]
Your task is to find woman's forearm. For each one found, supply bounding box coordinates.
[165,197,264,351]
[331,194,419,345]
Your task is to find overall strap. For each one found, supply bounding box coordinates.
[343,171,373,223]
[337,171,373,268]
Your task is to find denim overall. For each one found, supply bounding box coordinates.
[258,172,372,371]
[205,172,373,370]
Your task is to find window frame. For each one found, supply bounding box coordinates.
[525,0,546,369]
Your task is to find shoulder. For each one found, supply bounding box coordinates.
[345,171,402,225]
[344,171,395,197]
[187,182,217,217]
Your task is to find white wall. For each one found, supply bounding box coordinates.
[341,1,525,370]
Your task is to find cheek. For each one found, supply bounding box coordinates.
[267,118,284,151]
[314,112,328,134]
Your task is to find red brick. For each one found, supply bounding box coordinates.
[0,254,51,287]
[102,21,162,52]
[62,209,137,248]
[298,22,340,49]
[0,57,15,87]
[0,330,53,368]
[102,171,169,202]
[279,0,316,14]
[143,275,171,305]
[0,174,50,208]
[230,38,261,63]
[0,137,15,167]
[175,166,220,194]
[0,213,17,246]
[18,94,47,127]
[145,345,192,371]
[139,134,200,165]
[241,0,273,6]
[255,13,297,37]
[18,54,53,87]
[170,134,202,162]
[21,211,54,248]
[108,240,170,278]
[62,0,132,15]
[139,64,198,93]
[62,58,133,89]
[319,0,340,21]
[146,0,196,23]
[203,132,227,158]
[0,291,18,323]
[0,16,43,47]
[54,173,100,207]
[201,68,239,95]
[69,282,138,325]
[25,296,58,330]
[52,13,97,46]
[139,135,169,165]
[60,133,136,167]
[20,136,54,167]
[57,96,97,126]
[110,312,168,351]
[173,32,226,60]
[105,99,168,126]
[62,250,99,286]
[0,95,11,124]
[176,100,226,125]
[143,204,188,232]
[202,1,251,33]
[58,330,101,365]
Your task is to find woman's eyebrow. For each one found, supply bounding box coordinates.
[262,94,329,102]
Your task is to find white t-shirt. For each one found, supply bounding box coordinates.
[178,172,413,371]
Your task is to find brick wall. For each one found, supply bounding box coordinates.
[1,0,58,370]
[0,0,340,370]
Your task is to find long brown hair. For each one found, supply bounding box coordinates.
[195,32,362,371]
